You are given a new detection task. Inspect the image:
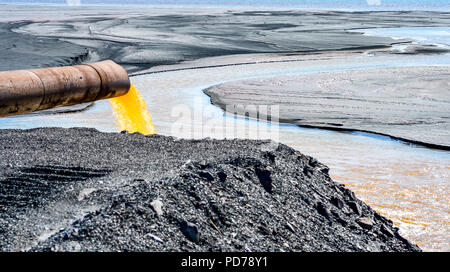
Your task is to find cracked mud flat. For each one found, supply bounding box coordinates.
[0,128,419,252]
[205,66,450,149]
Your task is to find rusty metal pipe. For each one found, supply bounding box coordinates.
[0,60,130,117]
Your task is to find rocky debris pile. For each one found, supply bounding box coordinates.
[0,128,420,252]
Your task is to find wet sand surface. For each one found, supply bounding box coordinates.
[133,56,450,252]
[0,128,420,252]
[205,66,450,148]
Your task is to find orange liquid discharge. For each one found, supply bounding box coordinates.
[109,84,157,135]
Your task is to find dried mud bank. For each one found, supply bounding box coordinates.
[1,6,450,72]
[0,128,419,252]
[205,66,450,149]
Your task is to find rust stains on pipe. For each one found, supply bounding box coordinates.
[0,60,130,117]
[0,70,45,116]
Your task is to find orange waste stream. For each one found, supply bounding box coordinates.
[109,84,157,135]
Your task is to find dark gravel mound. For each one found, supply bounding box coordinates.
[0,128,420,252]
[0,22,89,71]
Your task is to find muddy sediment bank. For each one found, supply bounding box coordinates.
[205,66,450,149]
[2,6,450,73]
[0,128,420,252]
